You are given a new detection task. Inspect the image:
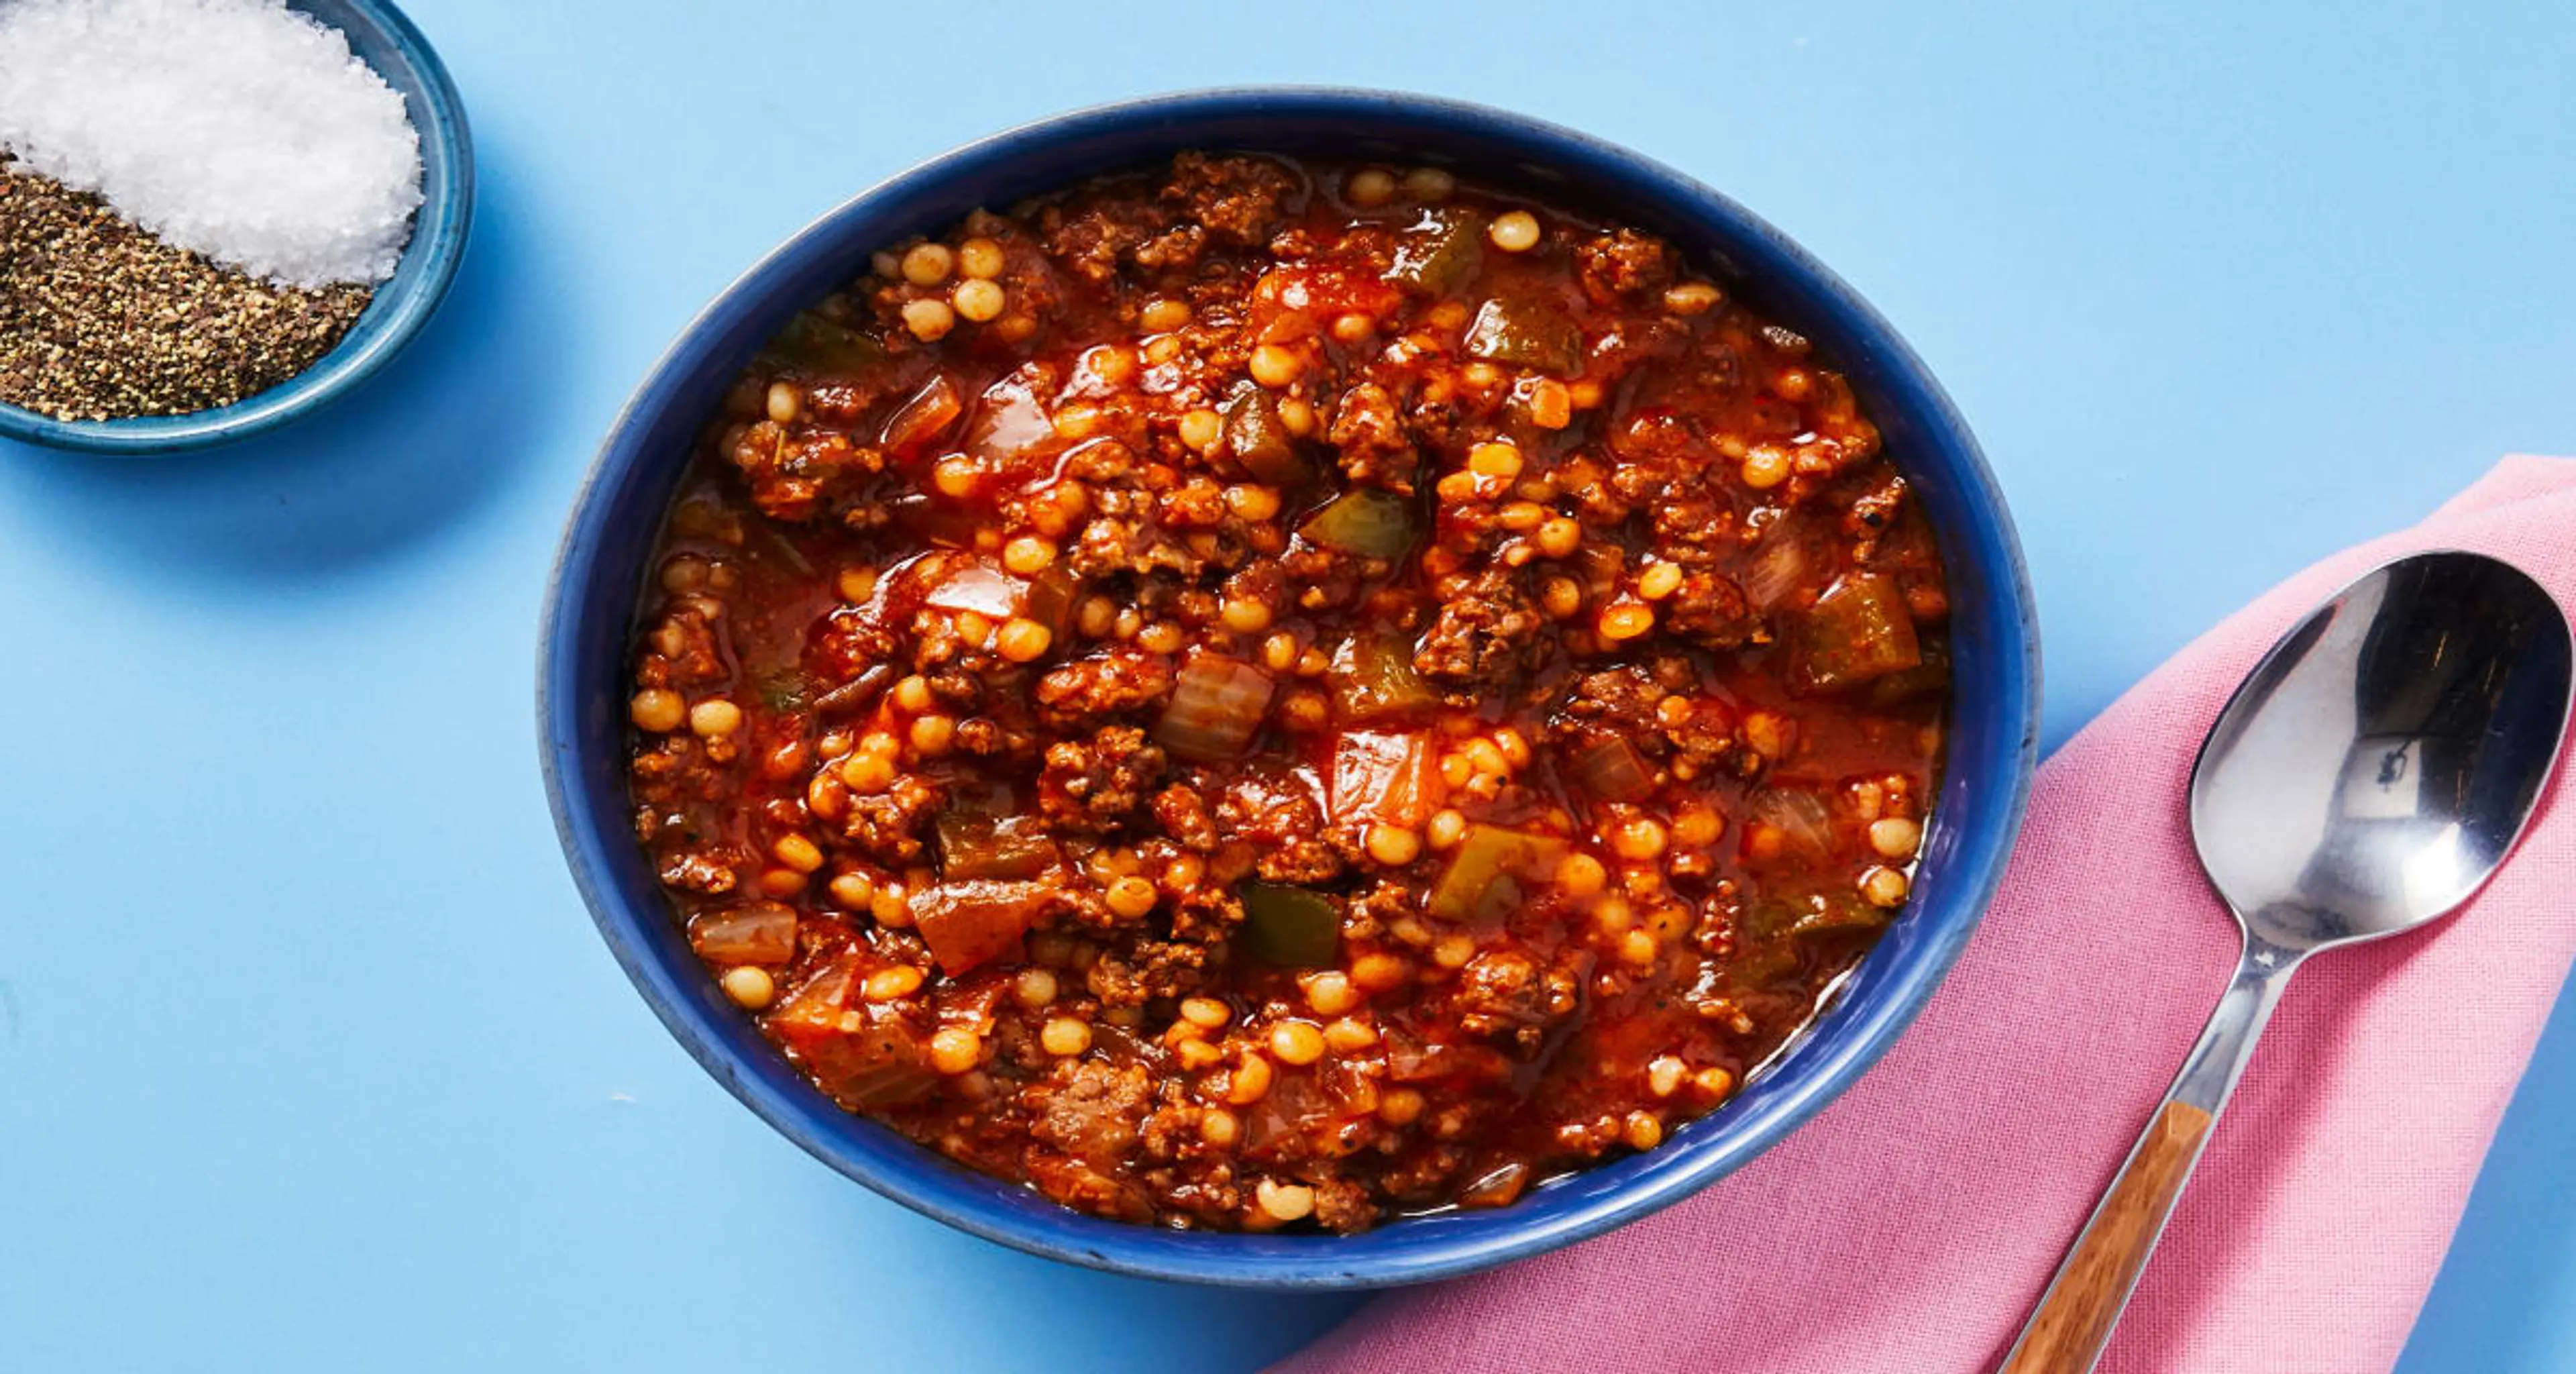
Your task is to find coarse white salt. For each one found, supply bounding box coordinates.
[0,0,425,287]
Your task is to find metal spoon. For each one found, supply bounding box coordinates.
[2000,550,2572,1374]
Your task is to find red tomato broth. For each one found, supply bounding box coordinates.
[624,153,1948,1232]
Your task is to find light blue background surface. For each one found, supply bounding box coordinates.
[3,1,2569,1369]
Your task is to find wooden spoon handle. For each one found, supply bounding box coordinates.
[1998,945,2299,1374]
[1998,1100,2212,1373]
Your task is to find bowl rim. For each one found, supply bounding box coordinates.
[0,0,474,455]
[540,85,2041,1289]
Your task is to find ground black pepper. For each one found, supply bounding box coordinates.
[0,168,374,421]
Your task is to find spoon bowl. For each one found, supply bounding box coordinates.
[2192,550,2573,953]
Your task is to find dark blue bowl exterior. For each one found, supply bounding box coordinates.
[0,0,473,454]
[541,89,2041,1289]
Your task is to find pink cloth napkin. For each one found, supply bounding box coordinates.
[1285,456,2576,1374]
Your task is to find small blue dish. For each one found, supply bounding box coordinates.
[541,88,2041,1289]
[0,0,472,454]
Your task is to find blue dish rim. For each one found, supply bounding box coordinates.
[540,86,2042,1289]
[0,0,474,455]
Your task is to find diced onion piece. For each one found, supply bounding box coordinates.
[1300,490,1417,560]
[1566,734,1656,802]
[922,561,1028,618]
[1244,1073,1332,1151]
[688,902,799,965]
[966,370,1054,462]
[1570,541,1626,596]
[1741,527,1812,611]
[1748,788,1833,857]
[763,957,938,1109]
[789,1014,939,1108]
[1153,654,1276,762]
[765,957,859,1037]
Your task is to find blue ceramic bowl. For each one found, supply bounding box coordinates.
[541,88,2041,1288]
[0,0,472,454]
